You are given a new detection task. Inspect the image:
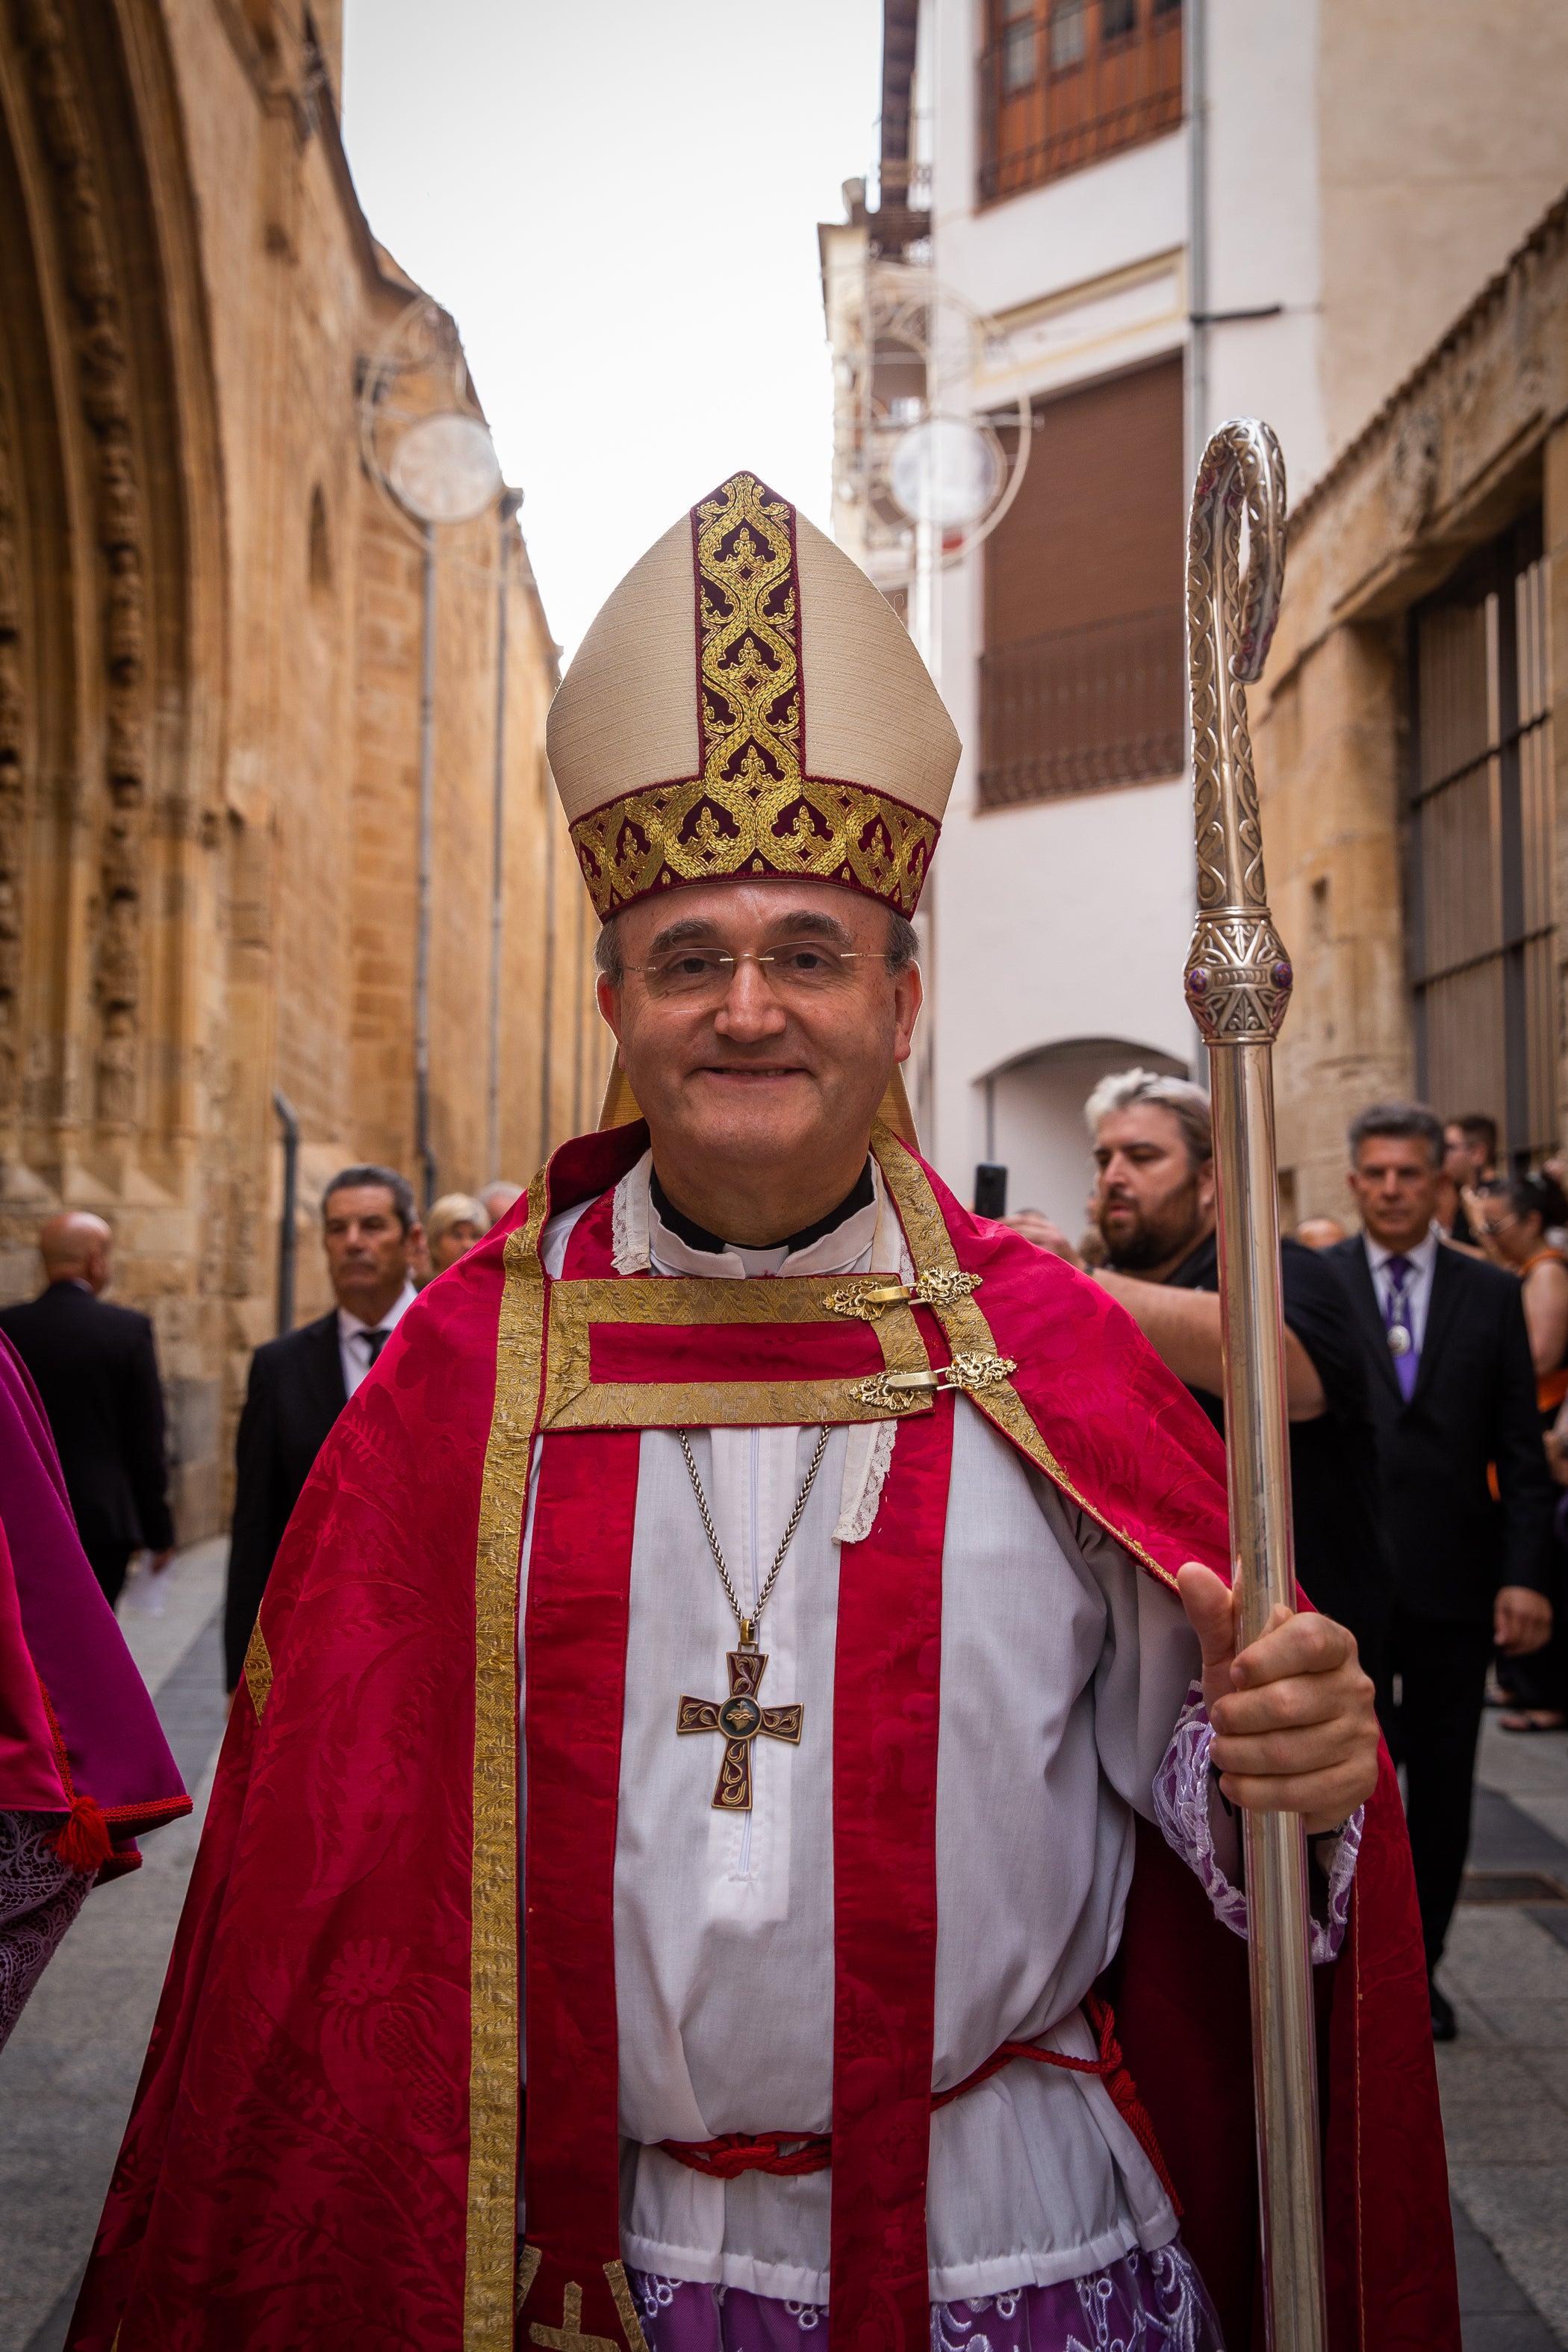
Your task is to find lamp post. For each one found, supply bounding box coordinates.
[358,297,504,1211]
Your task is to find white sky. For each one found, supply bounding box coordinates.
[341,1,883,660]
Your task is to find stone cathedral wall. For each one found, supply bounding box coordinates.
[1251,190,1568,1222]
[0,0,603,1537]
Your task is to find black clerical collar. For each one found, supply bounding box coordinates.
[649,1160,875,1258]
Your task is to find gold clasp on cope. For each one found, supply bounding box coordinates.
[825,1269,983,1321]
[850,1350,1018,1413]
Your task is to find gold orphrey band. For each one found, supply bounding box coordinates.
[567,473,939,918]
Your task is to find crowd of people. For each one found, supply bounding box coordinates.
[2,1092,1559,2055]
[1009,1075,1562,2042]
[0,1168,523,1692]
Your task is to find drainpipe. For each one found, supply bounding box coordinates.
[414,520,438,1213]
[1186,0,1209,1086]
[273,1087,299,1337]
[1186,0,1210,479]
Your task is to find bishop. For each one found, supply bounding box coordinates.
[72,473,1456,2352]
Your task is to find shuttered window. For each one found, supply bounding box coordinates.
[978,358,1184,811]
[1409,514,1557,1163]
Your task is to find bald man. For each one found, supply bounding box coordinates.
[0,1213,174,1606]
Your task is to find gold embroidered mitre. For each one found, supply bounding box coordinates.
[547,470,960,921]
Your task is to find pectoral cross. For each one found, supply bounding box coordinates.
[676,1648,803,1811]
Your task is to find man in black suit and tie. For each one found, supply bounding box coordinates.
[1331,1102,1554,2040]
[0,1212,175,1605]
[225,1165,423,1690]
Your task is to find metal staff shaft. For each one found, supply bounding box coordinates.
[1182,419,1328,2352]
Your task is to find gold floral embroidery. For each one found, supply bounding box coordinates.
[466,1166,552,2348]
[242,1621,273,1719]
[515,2244,543,2318]
[603,2261,652,2352]
[570,774,939,918]
[541,1271,933,1431]
[695,471,803,795]
[567,473,940,917]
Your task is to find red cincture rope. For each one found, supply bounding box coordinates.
[659,1991,1180,2215]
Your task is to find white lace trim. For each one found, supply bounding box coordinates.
[832,1164,912,1543]
[835,1414,899,1545]
[1151,1681,1363,1961]
[612,1151,655,1275]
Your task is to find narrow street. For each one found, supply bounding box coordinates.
[1,1543,1563,2350]
[1437,1712,1568,2345]
[1,1544,228,2352]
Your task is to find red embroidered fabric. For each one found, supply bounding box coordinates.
[64,1121,1457,2352]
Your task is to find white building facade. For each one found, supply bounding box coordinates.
[826,0,1568,1228]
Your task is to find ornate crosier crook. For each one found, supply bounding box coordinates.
[1184,422,1329,2352]
[1184,418,1290,1036]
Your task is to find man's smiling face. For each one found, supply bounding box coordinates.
[597,880,921,1211]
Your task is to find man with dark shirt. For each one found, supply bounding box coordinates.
[0,1212,175,1605]
[1011,1069,1389,1676]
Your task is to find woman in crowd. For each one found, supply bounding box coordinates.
[423,1192,490,1279]
[1473,1171,1568,1732]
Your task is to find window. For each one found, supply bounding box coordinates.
[1002,0,1037,90]
[1006,0,1043,89]
[980,0,1182,202]
[979,359,1185,809]
[1408,516,1557,1163]
[1048,1,1086,71]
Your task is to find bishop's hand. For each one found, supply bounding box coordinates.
[1176,1563,1379,1837]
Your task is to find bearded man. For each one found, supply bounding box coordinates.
[1012,1070,1391,1690]
[72,477,1453,2352]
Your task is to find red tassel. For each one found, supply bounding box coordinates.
[51,1792,113,1873]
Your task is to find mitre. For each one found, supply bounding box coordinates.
[547,470,960,924]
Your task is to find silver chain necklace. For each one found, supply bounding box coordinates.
[676,1425,830,1649]
[673,1427,829,1812]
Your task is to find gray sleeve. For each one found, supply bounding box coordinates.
[1028,1473,1202,1823]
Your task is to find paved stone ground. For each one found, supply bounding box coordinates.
[1,1553,1564,2350]
[1437,1711,1568,2349]
[0,1543,227,2352]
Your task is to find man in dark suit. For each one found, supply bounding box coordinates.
[225,1165,423,1690]
[0,1212,175,1605]
[1331,1101,1554,2040]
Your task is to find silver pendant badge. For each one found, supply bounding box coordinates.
[1387,1324,1413,1357]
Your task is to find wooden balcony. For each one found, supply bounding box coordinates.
[979,0,1183,205]
[977,606,1185,809]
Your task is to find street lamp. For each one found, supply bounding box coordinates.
[358,297,503,1212]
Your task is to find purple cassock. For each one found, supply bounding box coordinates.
[0,1331,188,2048]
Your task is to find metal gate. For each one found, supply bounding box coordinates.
[1409,515,1556,1164]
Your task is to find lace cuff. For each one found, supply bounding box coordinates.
[1151,1681,1363,1962]
[0,1811,93,2054]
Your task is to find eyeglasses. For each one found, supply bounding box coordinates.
[631,942,899,1004]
